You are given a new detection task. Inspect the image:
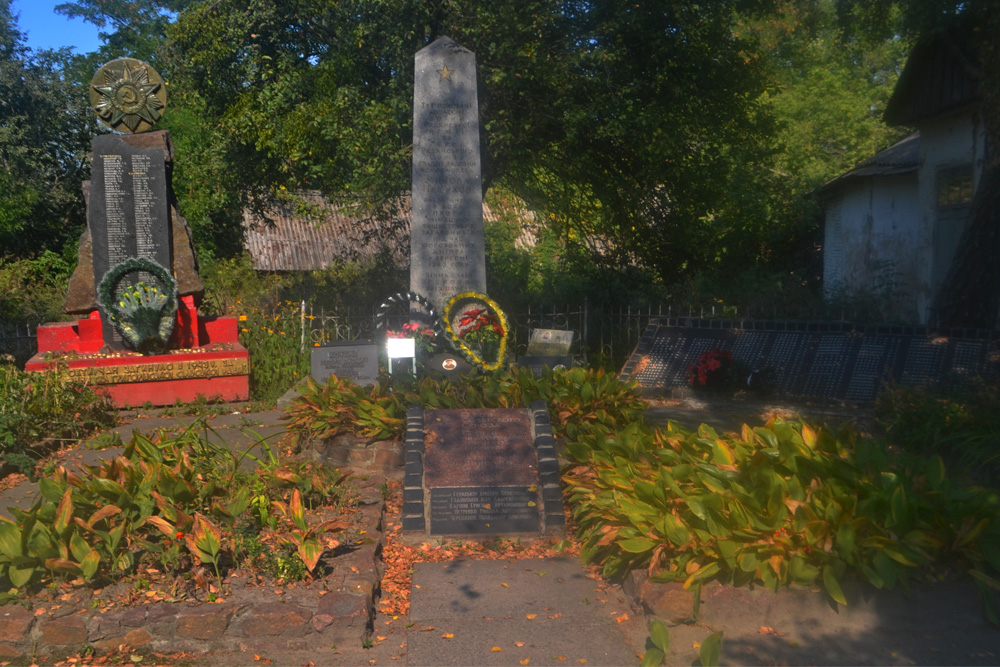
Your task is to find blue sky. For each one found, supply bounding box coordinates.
[10,0,103,54]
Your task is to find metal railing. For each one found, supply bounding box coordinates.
[0,321,38,367]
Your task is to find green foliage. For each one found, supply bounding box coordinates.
[284,366,647,444]
[875,378,1000,486]
[235,300,309,402]
[562,417,1000,617]
[0,1,97,258]
[0,422,349,596]
[641,619,670,667]
[0,364,116,476]
[0,252,76,324]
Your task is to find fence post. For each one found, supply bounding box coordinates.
[300,300,306,353]
[582,297,589,363]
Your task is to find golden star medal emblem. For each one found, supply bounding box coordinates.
[437,64,453,80]
[90,58,167,133]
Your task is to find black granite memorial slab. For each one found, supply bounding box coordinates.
[621,320,1000,403]
[89,134,171,345]
[517,355,574,378]
[310,340,379,386]
[402,404,563,537]
[422,352,473,380]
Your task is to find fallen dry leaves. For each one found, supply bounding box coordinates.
[377,481,585,616]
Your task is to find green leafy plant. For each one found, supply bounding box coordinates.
[0,363,116,476]
[271,488,349,574]
[283,366,646,445]
[0,422,350,596]
[562,417,1000,621]
[641,619,670,666]
[875,377,1000,486]
[235,300,309,402]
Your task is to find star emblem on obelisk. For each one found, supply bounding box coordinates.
[437,64,453,80]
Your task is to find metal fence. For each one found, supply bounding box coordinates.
[8,300,964,373]
[301,301,661,370]
[0,321,38,367]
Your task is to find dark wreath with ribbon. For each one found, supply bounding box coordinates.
[96,257,178,355]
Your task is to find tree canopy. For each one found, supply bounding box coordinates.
[1,0,98,256]
[0,0,917,307]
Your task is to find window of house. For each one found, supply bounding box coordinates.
[936,165,974,208]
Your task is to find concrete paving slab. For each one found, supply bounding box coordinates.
[407,558,639,666]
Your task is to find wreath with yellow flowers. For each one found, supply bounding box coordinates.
[96,257,177,355]
[442,292,509,372]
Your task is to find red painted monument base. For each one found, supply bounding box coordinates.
[26,300,249,408]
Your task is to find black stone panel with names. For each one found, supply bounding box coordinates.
[89,134,171,344]
[621,320,1000,403]
[430,486,539,534]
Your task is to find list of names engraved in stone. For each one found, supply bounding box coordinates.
[102,154,129,266]
[131,153,155,258]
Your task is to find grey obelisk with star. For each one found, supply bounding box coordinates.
[410,37,487,310]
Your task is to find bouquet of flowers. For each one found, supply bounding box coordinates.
[686,348,734,389]
[387,321,438,357]
[456,307,505,362]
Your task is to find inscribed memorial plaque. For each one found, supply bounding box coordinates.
[526,329,575,356]
[89,134,171,344]
[410,37,487,309]
[423,409,540,534]
[310,340,379,386]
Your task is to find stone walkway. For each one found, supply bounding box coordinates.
[2,396,999,665]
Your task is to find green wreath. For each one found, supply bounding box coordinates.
[97,257,178,355]
[442,291,509,372]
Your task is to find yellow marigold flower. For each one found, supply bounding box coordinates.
[239,315,247,321]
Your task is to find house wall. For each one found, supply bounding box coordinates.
[914,106,986,321]
[823,173,921,321]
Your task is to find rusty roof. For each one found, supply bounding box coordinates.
[242,192,535,271]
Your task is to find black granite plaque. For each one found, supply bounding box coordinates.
[800,335,851,398]
[430,486,540,534]
[422,408,540,534]
[421,352,473,380]
[310,340,379,386]
[901,338,947,387]
[517,355,574,378]
[89,134,171,345]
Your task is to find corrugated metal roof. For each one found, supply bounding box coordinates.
[818,132,919,195]
[242,192,536,271]
[885,27,979,126]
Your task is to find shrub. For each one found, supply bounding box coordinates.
[875,377,1000,486]
[562,417,1000,620]
[235,300,310,402]
[0,423,349,596]
[0,364,116,476]
[283,366,647,443]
